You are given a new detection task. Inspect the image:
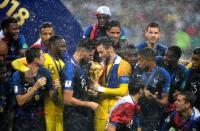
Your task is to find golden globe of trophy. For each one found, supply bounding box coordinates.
[89,62,103,82]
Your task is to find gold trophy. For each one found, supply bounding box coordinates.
[88,62,103,96]
[89,62,103,82]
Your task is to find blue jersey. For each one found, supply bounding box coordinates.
[12,67,52,117]
[186,68,200,110]
[132,65,171,117]
[132,65,171,130]
[162,107,200,131]
[156,56,188,103]
[3,34,28,61]
[135,42,167,56]
[62,57,94,131]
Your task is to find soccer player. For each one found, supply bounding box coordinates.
[162,91,200,130]
[132,47,171,131]
[32,22,69,62]
[156,45,188,103]
[92,37,132,131]
[106,20,128,54]
[185,47,200,110]
[12,47,54,130]
[135,22,167,56]
[62,38,98,131]
[11,35,67,131]
[106,77,145,131]
[0,16,28,62]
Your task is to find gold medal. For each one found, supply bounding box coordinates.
[34,95,40,101]
[0,107,4,113]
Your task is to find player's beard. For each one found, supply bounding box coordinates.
[104,55,111,65]
[80,57,89,66]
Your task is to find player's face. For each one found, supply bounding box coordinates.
[97,44,110,62]
[97,14,110,27]
[124,53,138,67]
[137,55,149,70]
[175,94,188,112]
[56,39,67,58]
[191,54,200,69]
[145,27,160,44]
[164,50,178,66]
[5,23,19,41]
[86,49,95,63]
[37,50,45,66]
[106,27,121,43]
[40,27,54,44]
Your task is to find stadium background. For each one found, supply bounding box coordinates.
[62,0,200,58]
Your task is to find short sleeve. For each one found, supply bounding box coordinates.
[12,71,24,96]
[62,61,75,90]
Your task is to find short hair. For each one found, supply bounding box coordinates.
[96,37,114,49]
[76,38,96,51]
[129,77,145,95]
[179,91,196,107]
[118,45,137,57]
[1,16,18,30]
[167,45,182,60]
[107,20,121,31]
[39,22,54,32]
[146,22,160,31]
[193,47,200,55]
[25,47,42,64]
[48,35,65,47]
[138,47,156,61]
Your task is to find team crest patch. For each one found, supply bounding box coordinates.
[65,80,72,87]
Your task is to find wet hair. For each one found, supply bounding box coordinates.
[118,45,137,58]
[25,47,41,64]
[96,37,114,49]
[168,45,182,60]
[138,47,156,61]
[107,20,121,31]
[129,77,145,95]
[48,35,65,47]
[1,16,18,30]
[76,38,96,51]
[179,91,196,107]
[146,22,160,31]
[39,22,54,32]
[193,47,200,55]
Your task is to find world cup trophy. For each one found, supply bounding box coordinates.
[89,62,103,82]
[88,62,103,97]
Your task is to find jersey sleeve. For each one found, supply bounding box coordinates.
[161,68,171,93]
[176,64,188,91]
[103,61,132,96]
[62,61,75,90]
[83,25,93,38]
[12,57,29,72]
[12,71,24,96]
[18,35,28,49]
[109,102,135,126]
